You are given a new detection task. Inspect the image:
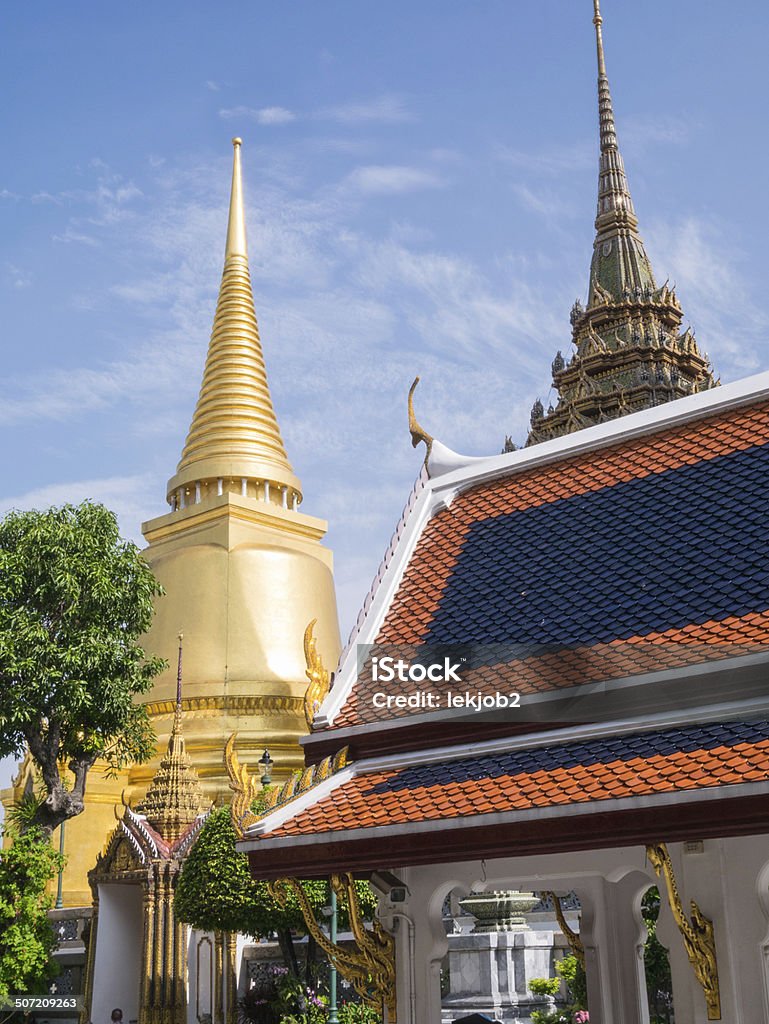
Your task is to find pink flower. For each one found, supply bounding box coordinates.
[573,1012,589,1023]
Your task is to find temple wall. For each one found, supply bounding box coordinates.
[91,884,144,1024]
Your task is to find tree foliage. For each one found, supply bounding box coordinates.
[0,502,164,834]
[0,825,63,998]
[643,886,674,1023]
[175,806,377,962]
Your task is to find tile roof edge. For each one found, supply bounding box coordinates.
[315,464,436,727]
[239,778,769,852]
[241,764,356,840]
[321,692,769,778]
[254,695,769,842]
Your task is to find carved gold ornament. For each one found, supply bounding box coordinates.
[647,842,720,1019]
[225,733,350,838]
[543,891,585,968]
[408,376,433,459]
[224,734,261,835]
[268,874,396,1021]
[304,618,331,728]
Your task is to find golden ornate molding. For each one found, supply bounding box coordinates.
[269,874,396,1021]
[303,618,331,728]
[145,694,304,718]
[543,891,585,968]
[647,842,720,1020]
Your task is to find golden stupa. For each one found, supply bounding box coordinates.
[8,138,341,907]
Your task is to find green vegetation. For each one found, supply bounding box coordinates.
[0,502,164,836]
[0,825,63,998]
[175,806,378,1020]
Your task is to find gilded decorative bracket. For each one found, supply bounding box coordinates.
[304,618,331,728]
[647,842,721,1020]
[543,890,585,968]
[269,874,397,1022]
[224,733,261,836]
[408,376,433,460]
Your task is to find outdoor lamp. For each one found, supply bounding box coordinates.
[259,748,274,786]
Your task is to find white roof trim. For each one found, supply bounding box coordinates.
[317,369,769,728]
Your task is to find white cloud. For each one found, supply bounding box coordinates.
[219,105,296,125]
[4,263,30,289]
[205,80,220,92]
[319,94,414,124]
[0,474,159,547]
[345,165,444,195]
[645,215,769,378]
[52,228,100,246]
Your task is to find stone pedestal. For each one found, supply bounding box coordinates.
[441,929,569,1024]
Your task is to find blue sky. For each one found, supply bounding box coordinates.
[1,0,768,658]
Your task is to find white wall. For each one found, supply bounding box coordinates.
[91,884,143,1024]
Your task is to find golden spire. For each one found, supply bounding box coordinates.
[138,634,205,842]
[166,137,302,512]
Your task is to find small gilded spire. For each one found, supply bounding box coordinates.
[166,138,302,512]
[175,632,184,711]
[137,632,204,842]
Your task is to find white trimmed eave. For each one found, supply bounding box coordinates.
[315,370,769,729]
[242,686,769,845]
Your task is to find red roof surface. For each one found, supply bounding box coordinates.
[265,720,769,838]
[331,399,769,728]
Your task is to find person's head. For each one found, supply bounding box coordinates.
[111,1011,123,1022]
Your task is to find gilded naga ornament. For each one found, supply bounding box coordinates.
[542,891,585,968]
[408,376,434,460]
[268,874,397,1021]
[304,618,331,728]
[224,733,262,836]
[647,842,721,1019]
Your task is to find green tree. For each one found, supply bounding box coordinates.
[0,825,63,998]
[175,807,377,979]
[643,887,674,1023]
[0,502,164,836]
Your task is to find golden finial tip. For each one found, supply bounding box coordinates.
[232,136,242,147]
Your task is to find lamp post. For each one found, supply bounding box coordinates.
[258,749,274,787]
[328,886,338,1024]
[54,821,65,909]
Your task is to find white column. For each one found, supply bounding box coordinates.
[579,872,650,1024]
[656,836,769,1024]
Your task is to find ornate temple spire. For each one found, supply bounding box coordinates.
[166,138,302,512]
[588,0,654,303]
[138,634,204,842]
[524,0,717,447]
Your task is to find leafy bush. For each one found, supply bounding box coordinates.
[530,976,561,996]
